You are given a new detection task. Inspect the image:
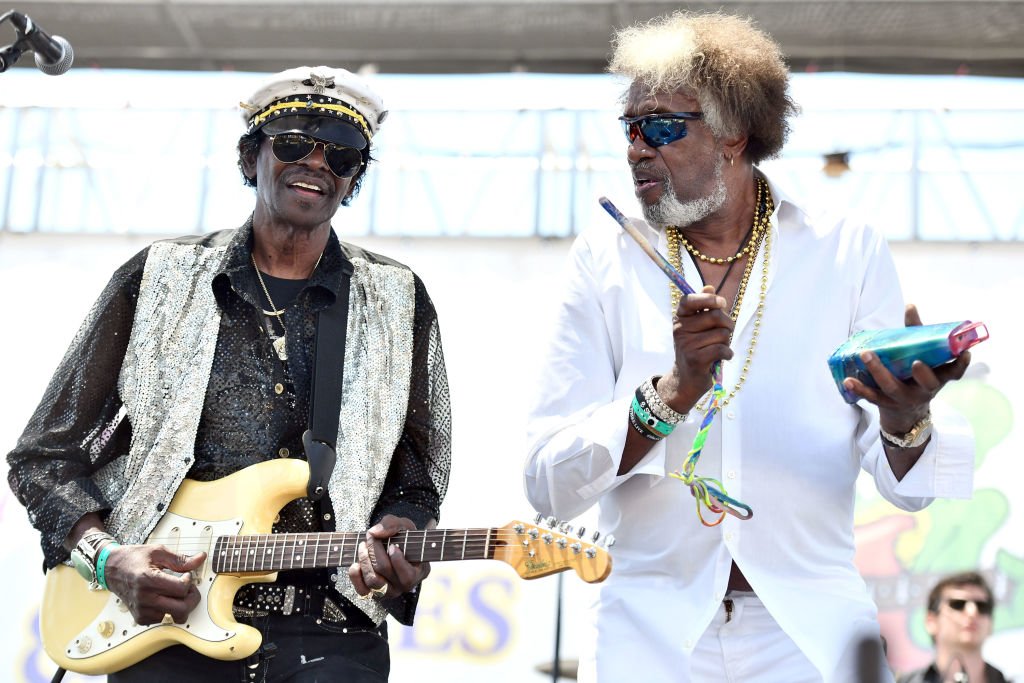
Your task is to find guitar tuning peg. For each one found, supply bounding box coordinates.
[603,534,616,548]
[577,526,586,538]
[560,523,573,535]
[591,531,601,543]
[545,516,557,528]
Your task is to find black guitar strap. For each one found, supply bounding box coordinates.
[302,257,353,501]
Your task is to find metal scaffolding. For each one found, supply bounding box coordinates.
[2,102,1022,240]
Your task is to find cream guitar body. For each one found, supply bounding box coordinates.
[41,459,612,674]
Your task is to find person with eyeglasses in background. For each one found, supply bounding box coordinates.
[897,572,1009,683]
[524,12,977,683]
[7,66,451,682]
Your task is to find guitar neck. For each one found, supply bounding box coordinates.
[212,528,498,574]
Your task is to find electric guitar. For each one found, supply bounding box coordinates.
[40,458,612,674]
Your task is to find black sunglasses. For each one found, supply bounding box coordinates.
[619,112,704,147]
[946,598,993,615]
[268,133,364,179]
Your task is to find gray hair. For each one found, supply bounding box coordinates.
[610,12,799,164]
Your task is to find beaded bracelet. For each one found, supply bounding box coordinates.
[632,392,676,436]
[95,542,121,591]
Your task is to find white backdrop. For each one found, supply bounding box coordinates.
[1,219,1021,681]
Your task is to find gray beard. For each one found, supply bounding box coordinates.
[641,158,727,228]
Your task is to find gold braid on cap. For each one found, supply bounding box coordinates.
[245,97,372,140]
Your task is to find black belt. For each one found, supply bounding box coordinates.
[232,583,369,626]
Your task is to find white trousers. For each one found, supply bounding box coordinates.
[690,592,822,683]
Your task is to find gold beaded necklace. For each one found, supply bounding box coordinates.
[666,177,774,409]
[676,179,771,265]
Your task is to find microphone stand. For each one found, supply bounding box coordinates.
[551,572,563,682]
[0,10,28,73]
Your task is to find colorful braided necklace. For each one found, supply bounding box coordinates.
[665,176,774,525]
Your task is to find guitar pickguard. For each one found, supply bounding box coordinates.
[63,512,244,662]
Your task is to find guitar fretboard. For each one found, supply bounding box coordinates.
[212,528,497,573]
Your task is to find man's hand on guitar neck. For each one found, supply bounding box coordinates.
[349,514,433,601]
[64,513,205,625]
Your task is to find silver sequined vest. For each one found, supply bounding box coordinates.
[94,238,415,623]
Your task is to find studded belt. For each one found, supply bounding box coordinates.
[232,583,356,624]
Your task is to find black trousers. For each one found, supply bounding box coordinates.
[107,613,389,683]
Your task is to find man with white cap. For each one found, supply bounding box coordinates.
[8,66,451,682]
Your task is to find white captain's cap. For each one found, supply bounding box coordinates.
[239,66,388,150]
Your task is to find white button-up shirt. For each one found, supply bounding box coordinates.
[524,180,975,682]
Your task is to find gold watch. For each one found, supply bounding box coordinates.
[880,413,933,449]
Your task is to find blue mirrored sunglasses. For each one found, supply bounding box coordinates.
[618,112,704,147]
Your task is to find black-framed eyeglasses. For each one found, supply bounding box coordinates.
[268,133,364,178]
[946,598,993,615]
[618,112,704,148]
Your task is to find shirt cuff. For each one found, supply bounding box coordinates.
[573,396,669,500]
[37,478,112,570]
[891,407,975,499]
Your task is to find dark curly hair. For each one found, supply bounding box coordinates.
[236,129,375,207]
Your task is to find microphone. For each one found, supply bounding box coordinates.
[6,11,74,75]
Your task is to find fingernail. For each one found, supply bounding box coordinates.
[860,351,875,362]
[717,296,727,307]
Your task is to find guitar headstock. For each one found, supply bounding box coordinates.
[492,517,613,584]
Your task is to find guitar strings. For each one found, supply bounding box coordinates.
[130,530,599,562]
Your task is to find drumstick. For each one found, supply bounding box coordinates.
[598,197,696,295]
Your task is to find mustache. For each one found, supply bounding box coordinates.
[282,166,333,187]
[630,161,669,182]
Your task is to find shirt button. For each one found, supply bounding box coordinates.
[726,411,736,420]
[278,448,290,458]
[323,513,332,521]
[684,639,693,649]
[725,532,735,542]
[727,471,736,480]
[274,383,285,395]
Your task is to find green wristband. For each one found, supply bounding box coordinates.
[95,542,120,591]
[632,395,675,436]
